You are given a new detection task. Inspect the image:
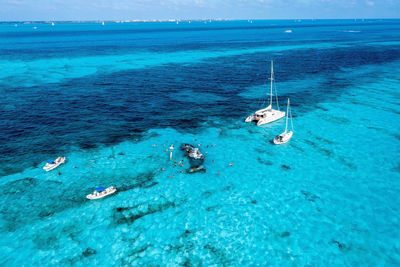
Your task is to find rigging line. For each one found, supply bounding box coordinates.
[290,105,294,131]
[258,69,269,109]
[256,63,271,110]
[274,78,280,110]
[256,87,266,110]
[260,84,267,108]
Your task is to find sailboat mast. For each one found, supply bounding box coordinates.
[270,61,273,107]
[290,100,294,132]
[285,98,290,132]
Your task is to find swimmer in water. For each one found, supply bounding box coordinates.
[169,144,174,160]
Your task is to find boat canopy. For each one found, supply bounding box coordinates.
[46,160,54,164]
[96,187,105,192]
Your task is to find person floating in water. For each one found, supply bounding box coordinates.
[169,144,174,160]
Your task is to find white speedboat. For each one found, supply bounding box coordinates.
[245,61,285,126]
[43,156,66,171]
[274,98,294,145]
[86,186,117,200]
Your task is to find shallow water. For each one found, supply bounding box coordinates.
[0,19,400,265]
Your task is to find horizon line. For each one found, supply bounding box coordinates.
[1,18,400,23]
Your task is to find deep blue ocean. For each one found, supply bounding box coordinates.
[0,19,399,265]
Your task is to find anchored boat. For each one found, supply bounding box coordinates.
[181,144,204,160]
[273,98,294,145]
[245,61,285,126]
[43,156,65,171]
[86,186,117,200]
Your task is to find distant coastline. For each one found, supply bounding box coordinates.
[1,18,399,24]
[0,19,234,24]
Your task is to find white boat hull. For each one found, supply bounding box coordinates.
[86,187,117,200]
[245,61,285,127]
[245,115,255,122]
[43,157,66,171]
[273,131,293,144]
[257,109,285,126]
[255,105,272,115]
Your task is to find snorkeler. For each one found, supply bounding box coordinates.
[169,144,174,160]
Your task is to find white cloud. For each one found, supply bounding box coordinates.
[366,0,375,6]
[1,0,26,5]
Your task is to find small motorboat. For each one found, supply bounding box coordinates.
[273,98,294,145]
[86,186,117,200]
[43,156,66,171]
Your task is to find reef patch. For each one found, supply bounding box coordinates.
[82,247,97,257]
[281,164,291,170]
[301,190,320,202]
[113,200,176,225]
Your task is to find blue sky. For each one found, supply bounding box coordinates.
[0,0,399,21]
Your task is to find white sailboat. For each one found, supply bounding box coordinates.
[245,61,285,126]
[273,98,293,145]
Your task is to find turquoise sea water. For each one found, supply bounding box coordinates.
[0,20,400,265]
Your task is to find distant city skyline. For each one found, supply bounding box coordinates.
[0,0,399,21]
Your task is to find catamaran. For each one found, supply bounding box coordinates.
[245,61,285,126]
[273,98,294,145]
